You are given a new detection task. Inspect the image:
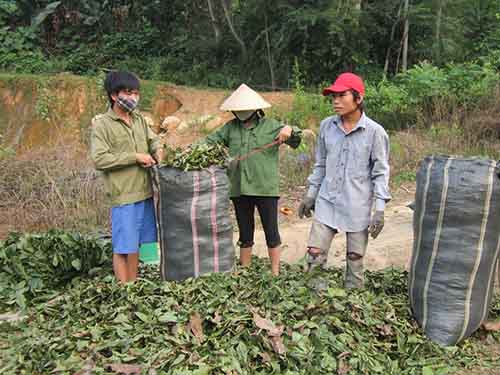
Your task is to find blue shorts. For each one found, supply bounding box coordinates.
[111,198,158,254]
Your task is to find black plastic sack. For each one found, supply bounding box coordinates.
[409,155,500,345]
[156,166,235,281]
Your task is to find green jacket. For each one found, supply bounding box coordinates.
[90,108,160,206]
[206,117,301,197]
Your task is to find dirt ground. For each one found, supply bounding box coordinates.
[248,185,415,271]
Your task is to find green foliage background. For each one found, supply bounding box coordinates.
[0,0,499,88]
[0,1,499,134]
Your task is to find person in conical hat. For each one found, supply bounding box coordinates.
[205,83,302,276]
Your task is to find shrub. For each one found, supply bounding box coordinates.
[0,27,55,73]
[276,61,332,129]
[365,79,415,131]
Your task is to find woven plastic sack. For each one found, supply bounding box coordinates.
[156,166,234,281]
[409,155,500,345]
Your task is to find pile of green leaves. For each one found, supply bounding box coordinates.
[1,259,498,374]
[161,143,229,171]
[0,230,111,310]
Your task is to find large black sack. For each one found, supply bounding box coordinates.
[156,166,235,281]
[409,155,500,345]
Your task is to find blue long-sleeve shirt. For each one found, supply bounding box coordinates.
[306,113,391,232]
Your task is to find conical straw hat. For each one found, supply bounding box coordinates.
[220,84,271,111]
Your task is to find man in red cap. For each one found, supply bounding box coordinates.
[298,72,391,288]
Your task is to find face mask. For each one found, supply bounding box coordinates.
[117,96,139,113]
[234,110,255,121]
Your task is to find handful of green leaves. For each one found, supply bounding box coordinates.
[161,143,228,171]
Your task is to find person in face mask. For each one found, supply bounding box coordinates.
[90,71,162,283]
[205,84,302,276]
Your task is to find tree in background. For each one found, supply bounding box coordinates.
[0,0,498,86]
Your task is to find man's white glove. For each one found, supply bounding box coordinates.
[368,211,384,239]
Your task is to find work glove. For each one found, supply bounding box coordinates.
[298,197,315,219]
[368,210,384,239]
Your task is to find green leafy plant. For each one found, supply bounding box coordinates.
[0,230,111,309]
[161,143,229,171]
[1,259,498,374]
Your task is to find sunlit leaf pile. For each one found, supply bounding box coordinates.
[0,232,499,374]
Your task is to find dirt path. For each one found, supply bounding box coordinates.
[248,186,415,271]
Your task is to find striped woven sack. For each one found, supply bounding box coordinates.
[409,155,500,345]
[157,166,235,281]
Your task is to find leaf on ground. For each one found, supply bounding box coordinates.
[337,357,351,375]
[379,324,394,336]
[188,312,205,342]
[158,311,178,323]
[0,312,23,322]
[279,207,293,216]
[212,311,222,324]
[259,352,272,363]
[351,310,364,325]
[269,336,286,355]
[71,259,82,270]
[483,320,500,331]
[105,363,143,374]
[134,312,149,323]
[73,359,95,375]
[337,351,350,359]
[72,331,91,338]
[253,312,284,337]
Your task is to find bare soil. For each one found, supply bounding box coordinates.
[249,185,415,270]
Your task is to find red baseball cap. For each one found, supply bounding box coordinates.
[322,72,365,96]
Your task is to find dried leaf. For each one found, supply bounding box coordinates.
[279,207,293,215]
[378,323,394,336]
[337,357,351,375]
[73,358,95,375]
[212,311,222,324]
[351,310,364,325]
[106,363,143,374]
[253,312,283,336]
[72,331,91,338]
[188,312,205,342]
[483,320,500,331]
[259,352,272,363]
[269,336,286,355]
[337,351,350,360]
[0,312,24,322]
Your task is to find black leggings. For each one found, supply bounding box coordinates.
[231,196,281,248]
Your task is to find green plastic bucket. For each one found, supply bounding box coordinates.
[139,242,159,264]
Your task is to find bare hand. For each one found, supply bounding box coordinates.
[136,153,156,168]
[277,125,293,144]
[154,148,164,164]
